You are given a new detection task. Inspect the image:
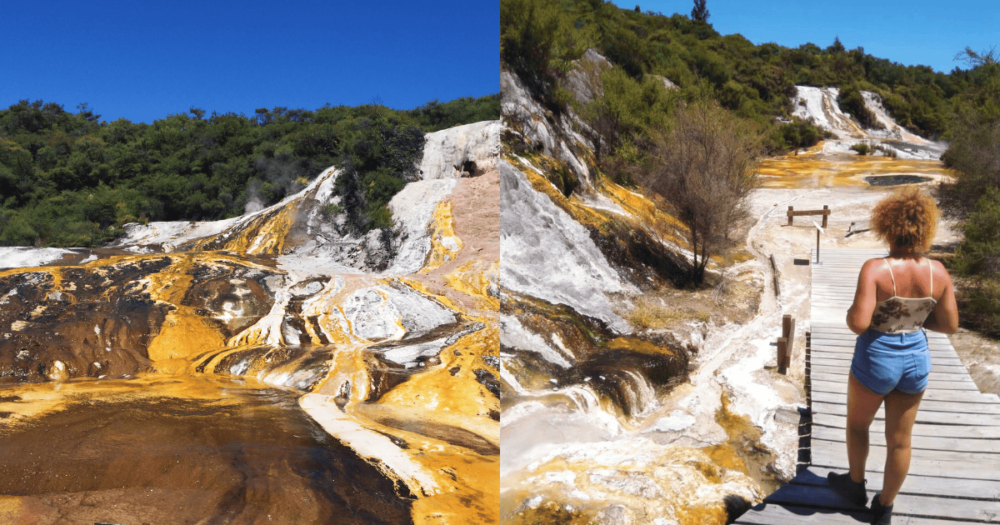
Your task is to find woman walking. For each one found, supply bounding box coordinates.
[826,187,959,524]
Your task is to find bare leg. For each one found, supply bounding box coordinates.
[846,373,885,483]
[880,389,924,505]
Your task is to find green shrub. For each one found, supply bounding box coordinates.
[850,143,871,155]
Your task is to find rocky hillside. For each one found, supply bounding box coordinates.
[791,86,947,159]
[499,52,788,524]
[0,121,501,524]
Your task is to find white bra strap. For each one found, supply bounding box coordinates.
[883,258,896,296]
[928,258,934,299]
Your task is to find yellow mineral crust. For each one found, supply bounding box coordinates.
[442,259,500,312]
[758,151,955,189]
[303,324,501,525]
[301,393,499,524]
[502,440,762,525]
[140,255,227,369]
[376,323,499,421]
[595,178,688,246]
[509,154,688,248]
[195,199,299,255]
[420,201,464,273]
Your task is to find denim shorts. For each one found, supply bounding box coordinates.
[850,329,931,395]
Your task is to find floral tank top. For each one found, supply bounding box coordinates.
[870,258,937,334]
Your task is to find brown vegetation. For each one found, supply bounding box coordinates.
[639,101,762,284]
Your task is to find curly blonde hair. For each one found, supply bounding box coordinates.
[871,186,939,252]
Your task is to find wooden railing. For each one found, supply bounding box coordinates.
[787,205,830,227]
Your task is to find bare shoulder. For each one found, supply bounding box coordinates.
[860,258,885,275]
[929,258,953,284]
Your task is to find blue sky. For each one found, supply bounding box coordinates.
[0,0,499,124]
[613,0,999,73]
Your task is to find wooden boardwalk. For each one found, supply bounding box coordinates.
[736,248,1000,524]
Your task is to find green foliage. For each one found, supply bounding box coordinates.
[765,117,830,152]
[405,95,502,132]
[951,188,1000,336]
[850,142,871,155]
[0,94,499,247]
[690,0,709,22]
[546,164,580,197]
[954,187,1000,276]
[837,84,882,129]
[332,110,425,238]
[940,51,1000,336]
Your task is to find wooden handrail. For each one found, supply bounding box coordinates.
[787,205,830,227]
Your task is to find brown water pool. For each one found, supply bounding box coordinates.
[0,375,411,525]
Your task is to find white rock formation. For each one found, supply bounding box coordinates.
[113,119,499,275]
[790,86,946,160]
[0,247,75,269]
[501,70,594,183]
[563,48,612,105]
[418,121,500,180]
[385,178,459,274]
[500,160,633,332]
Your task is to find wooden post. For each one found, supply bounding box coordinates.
[816,228,821,264]
[784,316,796,370]
[770,254,780,297]
[778,315,796,373]
[777,337,788,375]
[787,206,794,226]
[822,205,829,228]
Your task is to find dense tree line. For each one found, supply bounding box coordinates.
[501,0,986,153]
[0,94,499,247]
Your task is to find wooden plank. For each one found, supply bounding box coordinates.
[810,371,980,391]
[811,440,1000,480]
[813,412,1000,438]
[735,502,967,525]
[810,332,953,343]
[759,482,1000,521]
[810,364,975,383]
[803,466,1000,501]
[813,401,1000,426]
[810,341,956,350]
[811,329,953,341]
[811,380,996,403]
[810,391,1000,414]
[810,356,969,370]
[812,424,1000,453]
[810,344,959,359]
[788,209,832,216]
[810,354,966,367]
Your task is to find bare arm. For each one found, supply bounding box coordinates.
[846,259,880,334]
[924,261,959,334]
